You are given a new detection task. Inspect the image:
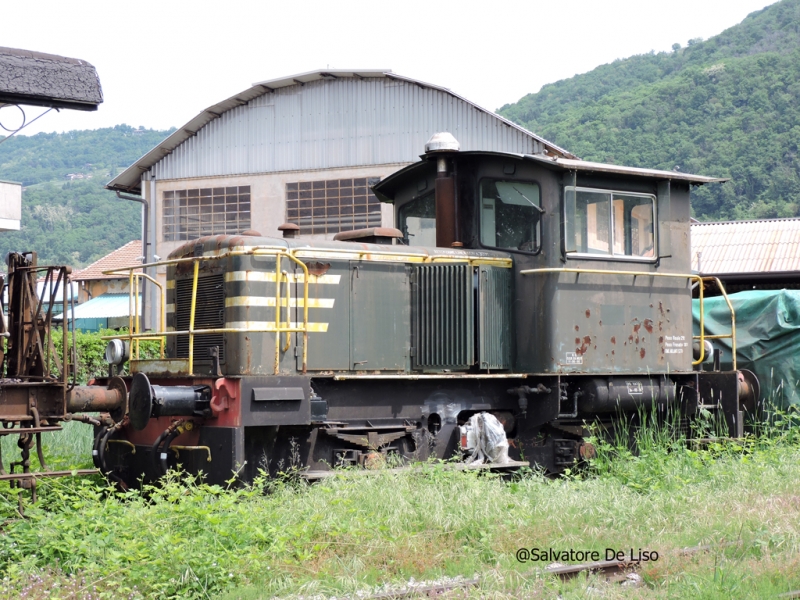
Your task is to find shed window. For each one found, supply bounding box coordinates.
[480,179,542,253]
[286,177,381,235]
[163,186,251,241]
[565,187,655,259]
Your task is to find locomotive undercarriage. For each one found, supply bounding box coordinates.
[97,369,751,487]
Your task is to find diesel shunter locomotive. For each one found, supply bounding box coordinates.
[86,133,756,485]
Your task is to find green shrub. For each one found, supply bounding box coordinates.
[49,327,161,384]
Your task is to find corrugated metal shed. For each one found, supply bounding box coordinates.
[107,69,575,194]
[691,218,800,274]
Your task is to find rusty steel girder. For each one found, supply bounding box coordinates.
[0,253,128,502]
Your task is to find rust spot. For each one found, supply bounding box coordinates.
[585,309,591,318]
[659,336,664,343]
[599,320,603,326]
[658,301,665,316]
[579,442,596,459]
[611,350,615,355]
[628,335,634,342]
[649,303,653,308]
[633,323,641,334]
[658,321,663,332]
[593,345,597,350]
[635,337,640,344]
[575,325,580,332]
[575,338,581,345]
[306,261,331,276]
[644,319,654,334]
[576,335,591,355]
[640,348,646,359]
[611,336,616,345]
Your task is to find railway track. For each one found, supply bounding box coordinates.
[544,542,741,586]
[365,578,479,599]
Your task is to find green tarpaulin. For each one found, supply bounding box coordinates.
[692,289,800,409]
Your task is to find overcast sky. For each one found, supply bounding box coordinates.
[1,0,776,137]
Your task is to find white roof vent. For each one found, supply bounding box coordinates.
[425,132,460,153]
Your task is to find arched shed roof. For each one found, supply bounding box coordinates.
[107,69,575,194]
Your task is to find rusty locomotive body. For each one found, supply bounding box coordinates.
[0,135,756,488]
[86,135,754,486]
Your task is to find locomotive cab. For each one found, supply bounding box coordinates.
[375,135,716,377]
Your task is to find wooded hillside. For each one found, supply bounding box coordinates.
[499,0,800,221]
[0,125,173,267]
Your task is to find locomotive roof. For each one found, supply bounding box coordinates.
[374,151,727,202]
[525,154,729,184]
[167,233,513,265]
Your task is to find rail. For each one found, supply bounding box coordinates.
[103,248,310,375]
[519,267,736,369]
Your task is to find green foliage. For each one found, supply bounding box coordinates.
[0,125,174,267]
[1,438,800,598]
[499,0,800,221]
[47,327,161,384]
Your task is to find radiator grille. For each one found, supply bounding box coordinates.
[176,274,225,360]
[413,264,474,369]
[478,266,511,369]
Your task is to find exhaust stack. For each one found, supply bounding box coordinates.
[425,132,460,248]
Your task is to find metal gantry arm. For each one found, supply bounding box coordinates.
[519,267,736,369]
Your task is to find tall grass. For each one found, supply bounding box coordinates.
[0,419,94,476]
[1,425,799,599]
[1,392,799,598]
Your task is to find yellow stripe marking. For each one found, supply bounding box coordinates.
[225,296,334,308]
[224,271,341,284]
[227,321,329,332]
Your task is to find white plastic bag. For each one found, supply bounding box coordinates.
[463,412,510,465]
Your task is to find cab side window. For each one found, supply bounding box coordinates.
[565,187,655,259]
[398,191,436,246]
[480,179,542,253]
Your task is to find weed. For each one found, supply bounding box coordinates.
[1,399,800,598]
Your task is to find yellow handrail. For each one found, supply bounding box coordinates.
[124,272,165,359]
[100,244,512,272]
[519,267,736,369]
[188,260,199,375]
[103,248,310,375]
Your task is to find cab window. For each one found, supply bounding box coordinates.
[480,179,542,253]
[565,187,655,259]
[398,191,436,246]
